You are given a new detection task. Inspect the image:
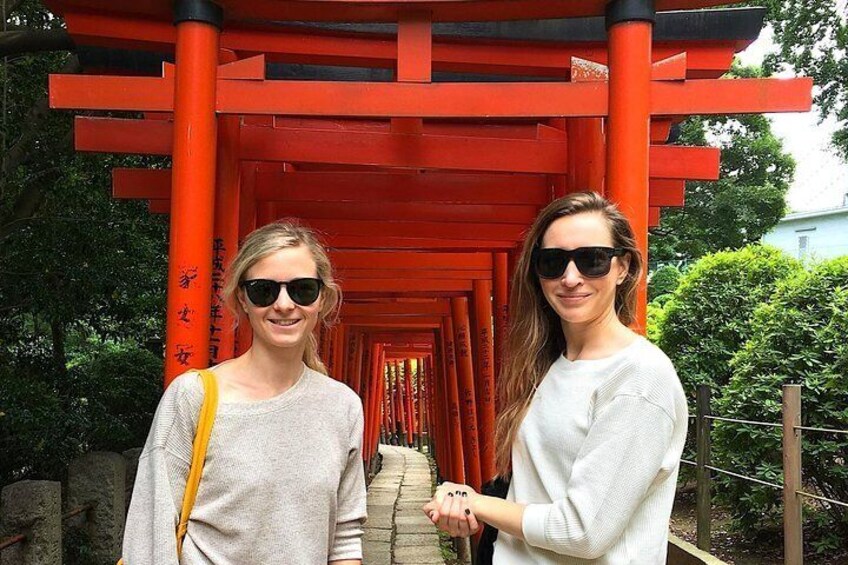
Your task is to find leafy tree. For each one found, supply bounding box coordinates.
[714,257,848,552]
[0,0,169,487]
[650,68,795,262]
[753,0,848,159]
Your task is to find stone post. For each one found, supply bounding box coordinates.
[67,452,126,562]
[1,480,62,565]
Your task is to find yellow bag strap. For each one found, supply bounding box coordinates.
[175,368,218,556]
[118,369,218,565]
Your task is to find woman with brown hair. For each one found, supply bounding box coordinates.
[124,221,366,564]
[424,192,687,564]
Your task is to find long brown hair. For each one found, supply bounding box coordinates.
[222,220,341,374]
[494,192,643,477]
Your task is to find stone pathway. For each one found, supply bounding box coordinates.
[363,445,445,565]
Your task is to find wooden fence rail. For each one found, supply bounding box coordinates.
[684,384,848,565]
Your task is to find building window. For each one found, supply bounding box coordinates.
[796,227,816,259]
[798,235,809,259]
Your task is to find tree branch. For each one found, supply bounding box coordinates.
[1,0,25,24]
[0,55,80,241]
[1,55,79,178]
[0,29,74,58]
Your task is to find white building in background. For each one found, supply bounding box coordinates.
[762,198,848,261]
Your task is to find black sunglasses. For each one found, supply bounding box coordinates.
[532,246,627,279]
[240,278,324,307]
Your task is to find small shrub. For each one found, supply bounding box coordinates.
[714,257,848,542]
[68,343,163,452]
[646,299,667,344]
[0,364,76,485]
[657,244,801,401]
[648,265,682,301]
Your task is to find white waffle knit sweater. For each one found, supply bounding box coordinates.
[122,365,367,564]
[493,337,688,564]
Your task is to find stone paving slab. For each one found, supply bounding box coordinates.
[363,445,445,565]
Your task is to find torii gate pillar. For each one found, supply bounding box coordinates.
[605,0,654,332]
[164,0,222,384]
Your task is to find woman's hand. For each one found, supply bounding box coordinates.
[422,482,480,538]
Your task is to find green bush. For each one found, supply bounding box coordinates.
[646,299,667,344]
[648,265,682,301]
[0,364,76,484]
[68,343,163,452]
[713,257,848,545]
[0,342,162,487]
[657,245,801,401]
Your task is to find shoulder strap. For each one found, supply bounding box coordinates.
[175,368,219,556]
[117,369,219,565]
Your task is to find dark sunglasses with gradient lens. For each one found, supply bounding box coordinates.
[532,246,627,279]
[240,278,324,307]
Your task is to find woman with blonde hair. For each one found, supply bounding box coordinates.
[424,192,688,564]
[124,220,366,564]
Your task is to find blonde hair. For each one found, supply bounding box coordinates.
[222,220,341,374]
[494,192,643,477]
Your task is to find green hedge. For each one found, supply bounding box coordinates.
[657,245,801,401]
[713,257,848,550]
[648,264,682,301]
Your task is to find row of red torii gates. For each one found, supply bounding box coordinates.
[47,0,811,495]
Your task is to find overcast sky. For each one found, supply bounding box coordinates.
[736,26,848,212]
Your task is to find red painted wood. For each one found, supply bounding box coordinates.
[52,75,814,117]
[451,297,482,492]
[606,21,652,333]
[163,20,219,385]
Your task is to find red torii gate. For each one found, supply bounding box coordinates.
[46,0,811,502]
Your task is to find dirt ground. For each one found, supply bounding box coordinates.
[671,490,848,565]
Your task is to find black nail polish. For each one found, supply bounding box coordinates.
[465,508,471,515]
[455,490,461,495]
[461,492,468,497]
[448,492,454,497]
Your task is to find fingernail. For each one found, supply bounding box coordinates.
[465,508,471,515]
[461,492,468,497]
[448,492,454,497]
[455,490,461,495]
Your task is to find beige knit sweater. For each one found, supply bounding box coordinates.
[122,365,367,564]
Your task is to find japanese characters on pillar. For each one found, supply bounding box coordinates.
[164,0,223,385]
[452,297,482,491]
[474,279,497,481]
[209,237,226,364]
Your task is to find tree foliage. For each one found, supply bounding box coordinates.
[657,245,801,400]
[650,67,795,262]
[714,257,848,551]
[0,0,169,487]
[648,264,682,301]
[754,0,848,159]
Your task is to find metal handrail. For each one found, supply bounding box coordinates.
[704,415,781,428]
[796,490,848,509]
[703,464,782,491]
[0,502,95,553]
[794,424,848,436]
[62,503,93,521]
[0,533,26,551]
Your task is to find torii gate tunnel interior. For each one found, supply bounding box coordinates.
[46,0,811,489]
